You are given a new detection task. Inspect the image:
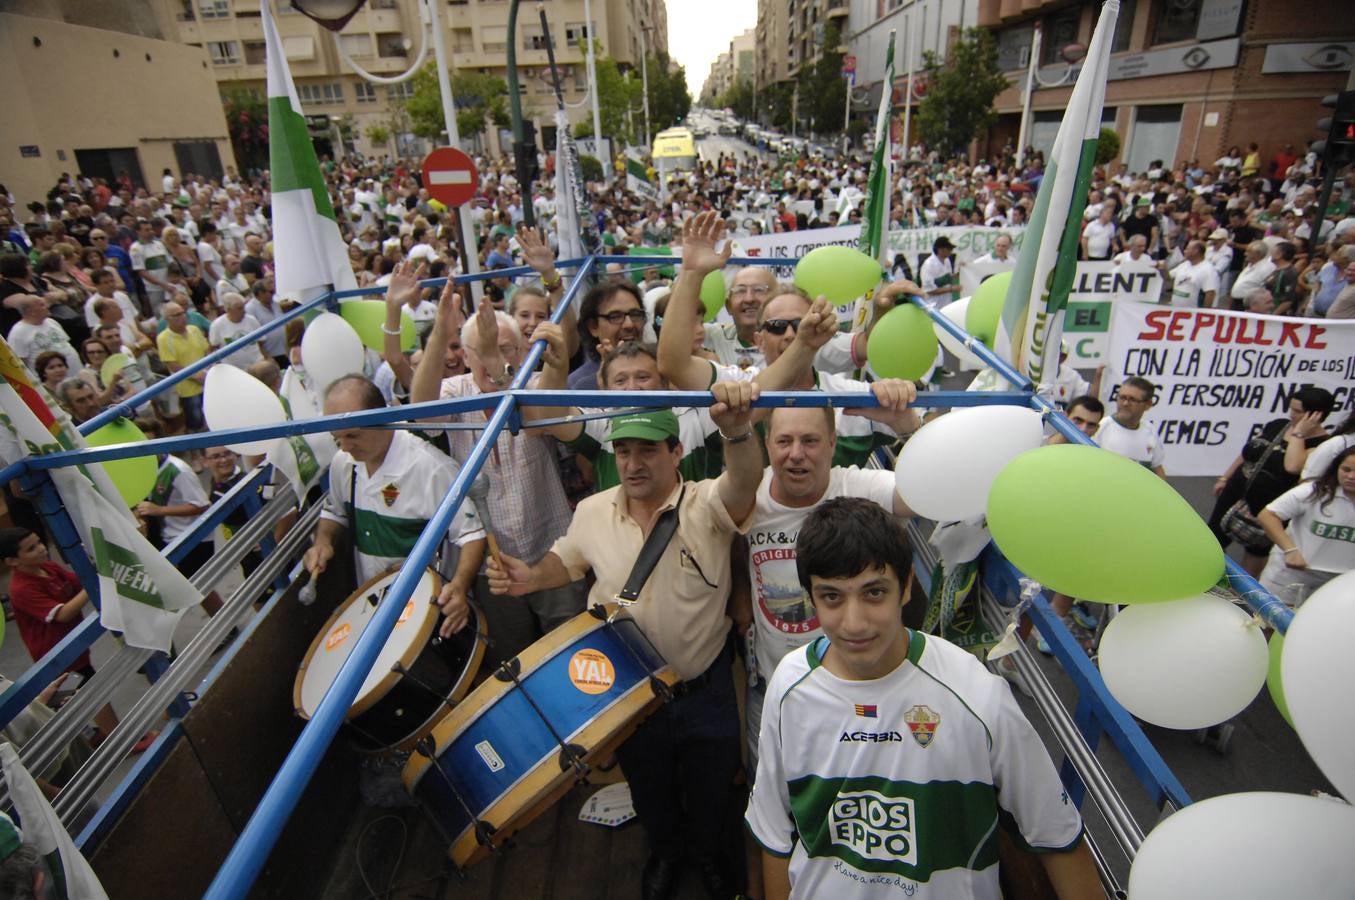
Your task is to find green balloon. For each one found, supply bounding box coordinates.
[867,305,939,380]
[794,245,883,307]
[340,300,416,352]
[85,418,157,507]
[637,246,677,279]
[1267,631,1293,728]
[700,271,726,323]
[987,444,1224,604]
[966,270,1011,345]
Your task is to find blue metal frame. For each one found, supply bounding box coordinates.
[4,251,1296,896]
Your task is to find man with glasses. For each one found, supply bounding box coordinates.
[703,266,777,371]
[1095,376,1166,478]
[569,278,648,390]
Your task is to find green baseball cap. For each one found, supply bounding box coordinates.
[608,409,680,443]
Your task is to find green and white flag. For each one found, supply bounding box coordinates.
[262,0,357,297]
[0,342,201,654]
[856,31,895,267]
[996,1,1118,387]
[625,150,659,203]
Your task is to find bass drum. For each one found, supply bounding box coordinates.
[294,566,484,753]
[403,605,677,868]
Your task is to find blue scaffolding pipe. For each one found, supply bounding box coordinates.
[201,253,600,900]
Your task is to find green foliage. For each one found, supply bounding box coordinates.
[644,51,693,132]
[405,63,509,142]
[573,46,642,145]
[578,154,604,181]
[764,82,795,130]
[365,123,391,147]
[795,22,848,135]
[221,87,268,173]
[1095,126,1121,166]
[916,28,1009,155]
[718,78,756,122]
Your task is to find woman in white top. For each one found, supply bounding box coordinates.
[1258,446,1355,606]
[1286,411,1355,480]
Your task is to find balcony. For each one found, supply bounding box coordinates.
[826,0,847,17]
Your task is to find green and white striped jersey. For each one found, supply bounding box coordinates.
[746,631,1082,899]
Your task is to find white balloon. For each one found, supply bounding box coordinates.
[300,311,365,396]
[1129,792,1355,899]
[1282,568,1355,802]
[1098,594,1267,729]
[203,365,286,455]
[894,406,1043,522]
[933,296,985,369]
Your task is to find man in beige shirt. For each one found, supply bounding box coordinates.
[488,380,763,900]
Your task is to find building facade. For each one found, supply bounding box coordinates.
[156,0,667,160]
[0,4,238,204]
[703,28,754,103]
[981,0,1355,173]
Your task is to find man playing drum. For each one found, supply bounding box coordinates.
[303,374,486,638]
[486,380,764,900]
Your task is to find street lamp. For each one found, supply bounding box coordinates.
[1014,28,1085,169]
[290,0,483,297]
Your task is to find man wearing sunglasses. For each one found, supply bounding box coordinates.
[660,213,924,468]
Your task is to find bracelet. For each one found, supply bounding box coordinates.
[1283,547,1300,555]
[541,272,562,291]
[720,428,755,443]
[380,324,402,336]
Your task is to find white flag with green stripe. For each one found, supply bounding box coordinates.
[626,149,659,202]
[856,31,895,267]
[996,0,1118,387]
[262,0,357,297]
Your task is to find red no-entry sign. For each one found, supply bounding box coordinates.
[421,147,479,208]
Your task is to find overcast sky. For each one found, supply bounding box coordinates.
[666,0,758,98]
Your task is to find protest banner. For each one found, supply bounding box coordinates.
[734,224,1027,278]
[1102,302,1355,476]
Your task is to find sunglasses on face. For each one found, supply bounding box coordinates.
[761,318,802,335]
[596,309,647,326]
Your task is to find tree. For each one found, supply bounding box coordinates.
[796,22,848,138]
[718,79,755,122]
[916,28,1009,156]
[578,154,604,182]
[1095,126,1122,166]
[365,122,392,152]
[404,63,509,143]
[222,87,269,174]
[644,51,692,132]
[573,48,642,145]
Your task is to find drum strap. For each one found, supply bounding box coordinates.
[615,485,684,607]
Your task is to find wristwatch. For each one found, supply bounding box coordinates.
[487,362,515,387]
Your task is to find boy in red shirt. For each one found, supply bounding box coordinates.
[1,527,154,751]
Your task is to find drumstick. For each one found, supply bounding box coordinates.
[485,532,506,572]
[466,470,505,570]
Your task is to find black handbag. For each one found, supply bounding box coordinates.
[1220,430,1285,550]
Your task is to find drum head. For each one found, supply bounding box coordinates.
[295,567,441,719]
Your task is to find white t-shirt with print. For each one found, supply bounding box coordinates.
[1169,259,1219,308]
[208,313,264,368]
[746,466,897,680]
[1262,482,1355,574]
[1095,416,1164,470]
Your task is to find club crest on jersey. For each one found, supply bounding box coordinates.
[380,482,400,507]
[903,705,940,748]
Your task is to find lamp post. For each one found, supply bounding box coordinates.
[505,0,539,227]
[583,0,605,181]
[640,24,652,148]
[294,0,482,298]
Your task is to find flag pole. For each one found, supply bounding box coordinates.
[1015,25,1041,170]
[902,23,915,159]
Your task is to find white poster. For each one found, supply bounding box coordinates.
[1102,303,1355,476]
[732,224,1028,279]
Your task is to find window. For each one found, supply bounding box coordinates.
[523,25,553,51]
[564,22,593,48]
[198,0,229,19]
[386,81,414,102]
[482,25,507,52]
[996,25,1035,72]
[297,82,344,105]
[377,34,408,58]
[208,41,239,65]
[1112,0,1137,53]
[338,34,372,58]
[573,69,586,92]
[452,28,474,53]
[243,40,265,65]
[1152,0,1202,46]
[1041,10,1080,66]
[354,82,377,104]
[1126,104,1183,173]
[282,35,315,60]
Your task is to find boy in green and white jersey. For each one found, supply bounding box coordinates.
[746,497,1103,900]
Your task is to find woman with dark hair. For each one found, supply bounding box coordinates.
[33,350,69,394]
[1293,408,1355,479]
[1208,386,1336,575]
[1258,445,1355,605]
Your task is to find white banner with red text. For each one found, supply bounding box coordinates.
[1102,302,1355,476]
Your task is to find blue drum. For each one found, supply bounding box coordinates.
[402,605,678,868]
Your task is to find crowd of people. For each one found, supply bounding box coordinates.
[1,132,1353,899]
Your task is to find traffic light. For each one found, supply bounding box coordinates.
[1314,91,1355,169]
